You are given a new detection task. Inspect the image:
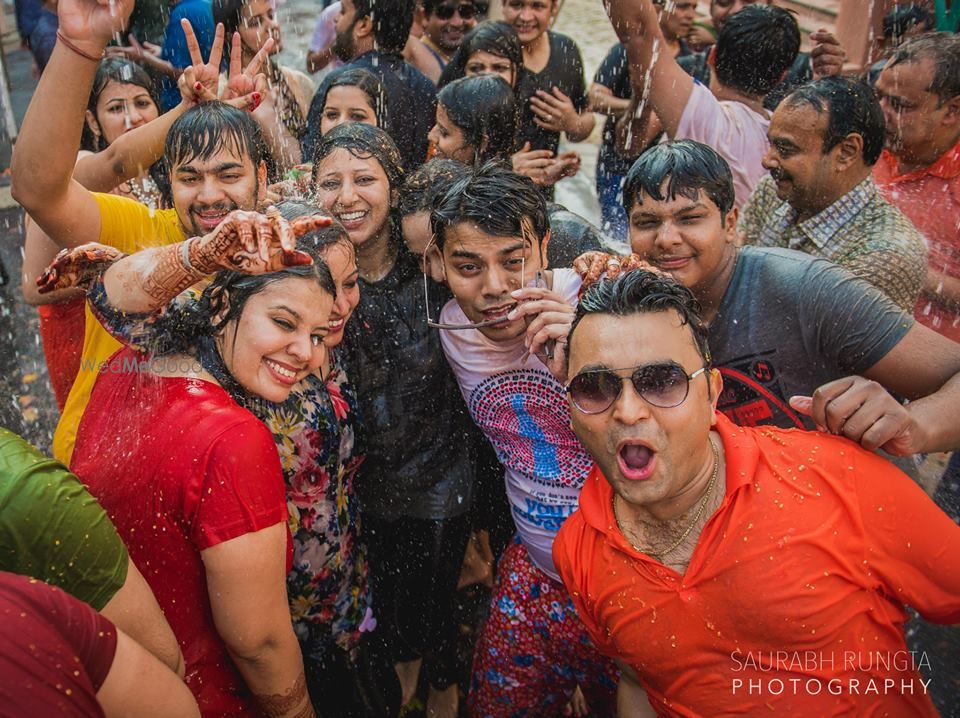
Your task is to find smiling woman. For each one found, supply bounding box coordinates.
[311,122,482,717]
[67,211,336,717]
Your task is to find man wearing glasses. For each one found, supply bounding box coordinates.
[415,0,477,83]
[553,269,960,716]
[430,163,619,716]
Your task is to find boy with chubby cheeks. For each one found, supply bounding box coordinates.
[429,162,619,717]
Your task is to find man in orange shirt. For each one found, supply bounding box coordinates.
[874,32,960,342]
[553,269,960,716]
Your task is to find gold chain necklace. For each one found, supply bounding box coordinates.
[612,437,720,559]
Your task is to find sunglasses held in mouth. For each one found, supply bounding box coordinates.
[566,362,708,414]
[434,3,476,19]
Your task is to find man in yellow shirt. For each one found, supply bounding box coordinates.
[11,0,269,463]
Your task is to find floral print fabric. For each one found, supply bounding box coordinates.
[87,280,373,661]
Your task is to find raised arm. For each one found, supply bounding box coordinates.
[203,524,314,718]
[10,0,136,246]
[604,0,693,137]
[69,21,226,192]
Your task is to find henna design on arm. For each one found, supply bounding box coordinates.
[138,242,206,304]
[254,672,315,718]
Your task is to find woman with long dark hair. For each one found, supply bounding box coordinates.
[67,211,334,717]
[43,203,399,718]
[429,74,518,164]
[438,20,525,90]
[301,66,387,162]
[312,123,479,718]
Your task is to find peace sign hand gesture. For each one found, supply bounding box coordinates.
[221,31,272,106]
[177,20,271,110]
[177,19,225,105]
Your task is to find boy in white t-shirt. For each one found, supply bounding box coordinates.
[428,163,618,717]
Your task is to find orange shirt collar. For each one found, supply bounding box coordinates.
[579,413,757,557]
[877,137,960,183]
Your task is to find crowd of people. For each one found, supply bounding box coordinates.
[2,0,959,716]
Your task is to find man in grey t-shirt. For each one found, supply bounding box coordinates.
[584,139,960,460]
[707,246,911,431]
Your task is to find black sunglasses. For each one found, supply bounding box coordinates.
[566,362,707,415]
[434,3,476,19]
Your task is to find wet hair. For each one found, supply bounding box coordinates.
[311,122,405,192]
[275,199,354,255]
[398,158,470,217]
[165,102,267,170]
[315,67,388,131]
[152,209,337,359]
[883,4,934,42]
[437,75,518,162]
[82,58,171,203]
[212,0,248,36]
[430,160,548,250]
[568,269,711,368]
[783,77,885,165]
[438,20,524,89]
[82,58,161,152]
[887,33,960,104]
[622,140,735,218]
[353,0,416,54]
[714,5,800,96]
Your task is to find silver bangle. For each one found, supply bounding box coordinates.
[180,237,202,276]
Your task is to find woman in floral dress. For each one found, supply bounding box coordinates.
[47,201,399,718]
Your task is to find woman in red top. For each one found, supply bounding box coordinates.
[70,211,333,718]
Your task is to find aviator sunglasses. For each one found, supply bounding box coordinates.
[566,362,708,415]
[434,3,477,19]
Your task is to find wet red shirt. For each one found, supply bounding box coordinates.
[554,414,960,717]
[72,348,291,717]
[874,139,960,341]
[0,572,117,718]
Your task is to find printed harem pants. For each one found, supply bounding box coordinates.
[468,538,619,718]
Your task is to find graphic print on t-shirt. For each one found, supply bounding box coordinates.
[469,368,594,489]
[717,351,805,429]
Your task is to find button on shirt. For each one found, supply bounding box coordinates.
[740,175,927,311]
[553,414,960,717]
[875,139,960,341]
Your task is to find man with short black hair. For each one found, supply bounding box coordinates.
[431,163,619,716]
[553,268,960,716]
[740,76,927,311]
[605,0,799,207]
[327,0,436,169]
[584,140,960,459]
[10,0,270,465]
[415,0,477,82]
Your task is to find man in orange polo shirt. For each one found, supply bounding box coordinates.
[874,33,960,342]
[553,269,960,716]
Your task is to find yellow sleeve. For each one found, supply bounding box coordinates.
[93,193,185,254]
